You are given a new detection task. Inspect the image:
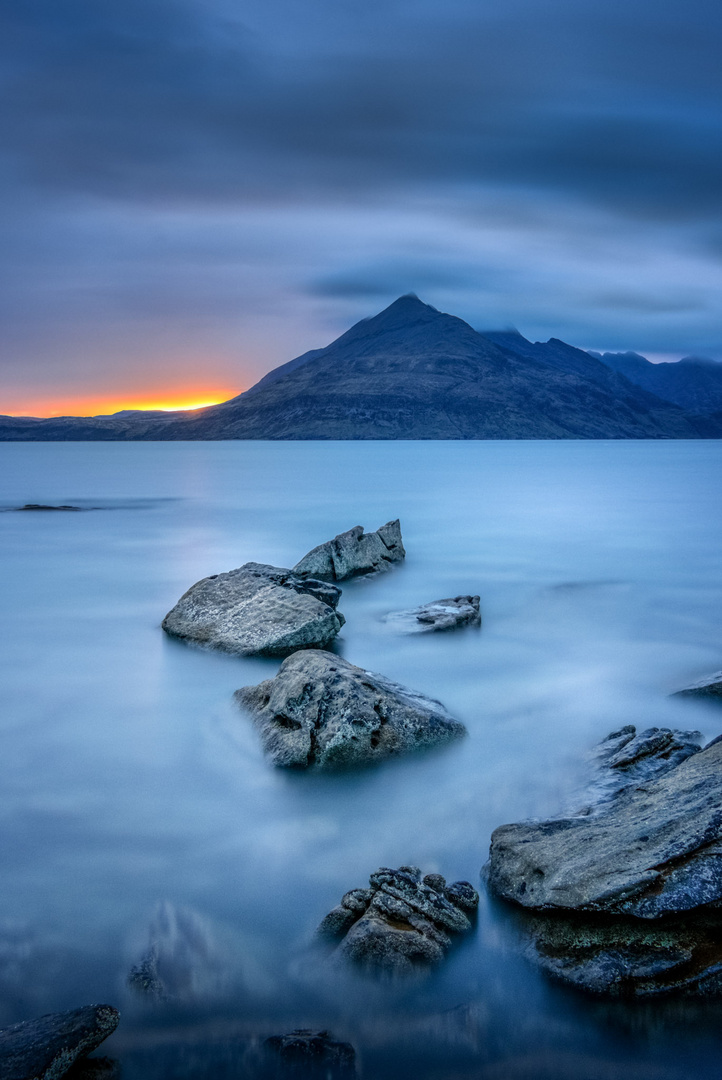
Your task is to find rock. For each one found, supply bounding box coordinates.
[264,1030,355,1077]
[317,865,479,974]
[162,562,345,657]
[0,1005,119,1080]
[489,735,722,918]
[673,671,722,700]
[234,649,465,769]
[293,520,405,581]
[15,504,82,511]
[65,1058,120,1080]
[127,902,226,1002]
[582,724,703,808]
[383,595,480,634]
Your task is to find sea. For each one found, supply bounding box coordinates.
[1,439,722,1079]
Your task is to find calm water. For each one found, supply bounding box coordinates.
[1,440,722,1079]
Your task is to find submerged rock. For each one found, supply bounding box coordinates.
[14,504,83,512]
[0,1005,119,1080]
[127,902,227,1002]
[162,562,344,657]
[318,866,478,974]
[234,649,465,769]
[487,726,722,996]
[264,1030,355,1077]
[293,520,405,581]
[673,671,722,700]
[383,595,481,634]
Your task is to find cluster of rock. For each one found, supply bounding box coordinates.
[487,724,722,995]
[318,866,479,974]
[0,1005,119,1080]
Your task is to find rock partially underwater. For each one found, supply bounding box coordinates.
[234,649,466,769]
[0,1005,119,1080]
[162,562,344,657]
[127,902,228,1002]
[487,726,722,996]
[264,1030,356,1078]
[318,866,479,974]
[293,520,405,581]
[383,595,480,634]
[673,671,722,701]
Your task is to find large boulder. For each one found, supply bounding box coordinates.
[383,595,480,634]
[318,866,478,974]
[292,520,405,581]
[0,1005,119,1080]
[162,562,344,657]
[234,649,465,769]
[487,726,722,996]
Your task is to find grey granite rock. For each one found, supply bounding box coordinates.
[489,736,722,918]
[0,1005,119,1080]
[318,866,479,974]
[293,520,405,581]
[673,671,722,700]
[383,594,480,634]
[581,724,704,808]
[264,1030,355,1077]
[234,649,465,769]
[162,562,344,657]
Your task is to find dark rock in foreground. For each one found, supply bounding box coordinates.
[65,1057,120,1080]
[673,671,722,700]
[0,1005,119,1080]
[234,649,465,769]
[264,1030,355,1077]
[293,520,405,581]
[162,562,344,657]
[318,865,478,974]
[487,726,722,996]
[384,594,480,634]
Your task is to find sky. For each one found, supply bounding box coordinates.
[2,0,722,415]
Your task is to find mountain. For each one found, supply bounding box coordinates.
[589,351,722,415]
[2,295,720,440]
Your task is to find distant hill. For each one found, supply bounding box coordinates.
[2,295,721,440]
[588,350,722,415]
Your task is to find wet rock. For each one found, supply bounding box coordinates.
[264,1030,355,1077]
[127,902,227,1002]
[383,595,481,633]
[14,504,83,511]
[234,649,465,769]
[673,671,722,700]
[583,725,704,807]
[293,520,405,581]
[0,1005,119,1080]
[162,562,345,657]
[318,865,479,974]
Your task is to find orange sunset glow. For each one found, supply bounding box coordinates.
[3,386,243,419]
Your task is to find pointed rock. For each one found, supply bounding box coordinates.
[293,520,405,581]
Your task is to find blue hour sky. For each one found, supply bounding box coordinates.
[2,0,722,413]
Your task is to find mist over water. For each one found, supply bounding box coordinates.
[1,440,721,1078]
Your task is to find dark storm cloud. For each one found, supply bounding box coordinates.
[2,0,722,218]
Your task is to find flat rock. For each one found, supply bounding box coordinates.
[488,734,722,918]
[383,595,480,634]
[673,671,722,700]
[293,520,405,581]
[234,649,465,769]
[264,1030,355,1077]
[162,562,344,657]
[318,866,479,974]
[0,1005,119,1080]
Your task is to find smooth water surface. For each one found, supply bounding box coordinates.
[1,441,722,1078]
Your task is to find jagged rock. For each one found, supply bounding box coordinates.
[487,727,722,996]
[293,520,405,581]
[162,562,345,657]
[127,902,226,1002]
[234,649,465,769]
[264,1030,355,1077]
[383,595,480,634]
[673,671,722,700]
[0,1005,119,1080]
[318,866,479,974]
